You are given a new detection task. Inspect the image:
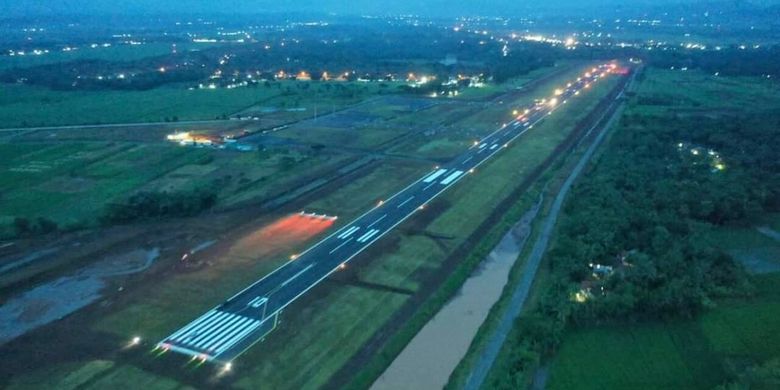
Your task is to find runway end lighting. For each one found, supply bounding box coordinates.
[290,254,299,260]
[554,88,564,96]
[512,109,518,115]
[339,263,346,270]
[225,363,232,371]
[473,140,479,146]
[549,98,559,106]
[377,200,384,207]
[131,336,141,345]
[469,168,475,174]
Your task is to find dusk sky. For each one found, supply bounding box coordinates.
[1,0,702,17]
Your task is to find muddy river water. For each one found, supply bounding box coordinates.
[371,200,540,390]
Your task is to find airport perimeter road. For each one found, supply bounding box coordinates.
[156,63,621,364]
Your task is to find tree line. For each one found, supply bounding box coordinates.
[486,71,780,388]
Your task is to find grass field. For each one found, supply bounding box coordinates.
[0,142,208,228]
[630,67,779,114]
[547,272,780,390]
[453,62,571,100]
[0,140,343,236]
[0,81,396,128]
[0,42,218,71]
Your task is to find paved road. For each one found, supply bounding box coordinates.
[157,64,618,364]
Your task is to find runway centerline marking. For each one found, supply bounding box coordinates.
[329,237,353,254]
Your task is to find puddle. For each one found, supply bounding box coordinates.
[0,248,159,345]
[0,247,61,275]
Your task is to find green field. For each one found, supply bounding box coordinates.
[0,139,344,237]
[547,273,780,390]
[0,81,398,128]
[0,42,218,71]
[630,67,779,114]
[0,142,208,228]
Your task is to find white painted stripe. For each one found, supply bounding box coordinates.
[397,196,415,208]
[423,182,436,191]
[357,229,381,243]
[337,226,360,239]
[440,170,463,185]
[366,214,386,229]
[178,312,229,345]
[193,314,245,349]
[280,264,314,288]
[462,156,473,165]
[206,318,256,352]
[172,311,227,342]
[329,237,353,254]
[478,143,486,149]
[167,310,218,341]
[189,313,239,347]
[356,228,379,243]
[247,296,268,308]
[202,317,252,351]
[490,144,498,150]
[215,322,261,354]
[423,168,448,183]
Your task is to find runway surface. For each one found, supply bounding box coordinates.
[157,63,618,363]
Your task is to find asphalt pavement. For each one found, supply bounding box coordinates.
[157,63,617,364]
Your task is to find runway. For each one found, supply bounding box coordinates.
[156,63,619,364]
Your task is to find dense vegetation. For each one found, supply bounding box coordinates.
[101,188,217,224]
[486,69,780,388]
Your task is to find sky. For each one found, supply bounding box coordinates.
[0,0,706,17]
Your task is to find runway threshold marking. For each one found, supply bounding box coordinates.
[337,226,360,239]
[357,229,381,243]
